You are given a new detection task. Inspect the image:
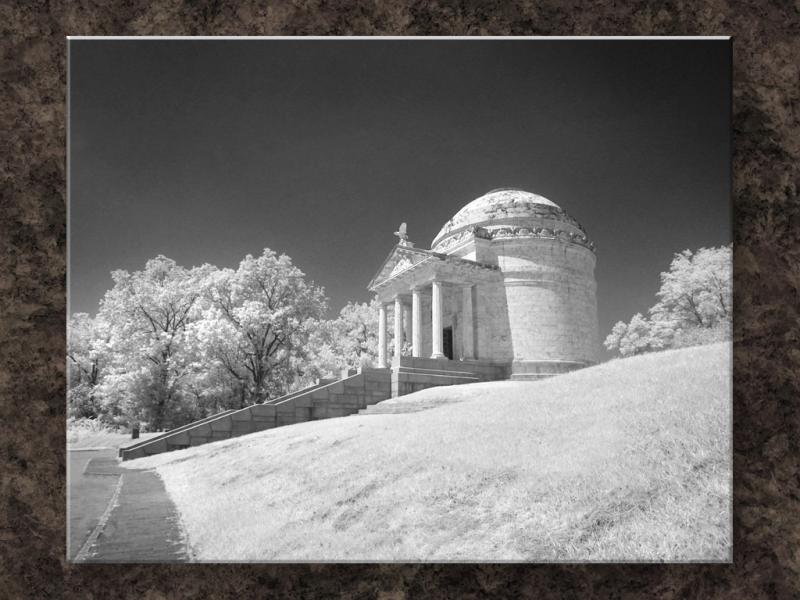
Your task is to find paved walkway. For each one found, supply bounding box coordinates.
[73,455,190,563]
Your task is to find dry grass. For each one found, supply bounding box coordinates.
[128,343,731,562]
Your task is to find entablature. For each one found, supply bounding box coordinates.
[368,244,501,303]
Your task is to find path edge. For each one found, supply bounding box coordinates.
[73,473,124,562]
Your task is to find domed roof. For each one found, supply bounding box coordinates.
[464,187,560,212]
[432,188,575,250]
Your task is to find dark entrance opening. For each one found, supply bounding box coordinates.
[442,326,454,360]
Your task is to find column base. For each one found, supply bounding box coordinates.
[430,353,446,359]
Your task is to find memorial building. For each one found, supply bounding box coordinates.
[368,188,599,382]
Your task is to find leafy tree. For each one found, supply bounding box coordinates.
[196,249,328,404]
[301,320,345,381]
[650,245,731,328]
[602,321,629,356]
[97,256,209,430]
[67,313,109,419]
[329,299,383,368]
[615,313,657,356]
[187,304,252,409]
[605,245,731,356]
[93,365,147,428]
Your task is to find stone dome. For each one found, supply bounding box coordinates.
[468,187,560,210]
[432,188,589,252]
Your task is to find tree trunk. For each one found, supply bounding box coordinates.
[252,364,267,405]
[152,363,170,430]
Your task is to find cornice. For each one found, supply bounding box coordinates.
[433,224,596,254]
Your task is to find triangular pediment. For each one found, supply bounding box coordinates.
[367,245,432,291]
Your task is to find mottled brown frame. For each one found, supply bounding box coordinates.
[2,2,798,598]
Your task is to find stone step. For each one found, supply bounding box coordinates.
[394,366,482,379]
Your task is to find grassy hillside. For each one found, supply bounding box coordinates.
[128,343,731,561]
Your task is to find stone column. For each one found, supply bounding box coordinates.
[431,281,444,359]
[394,296,404,361]
[462,285,475,359]
[403,303,412,346]
[411,287,422,357]
[378,302,387,368]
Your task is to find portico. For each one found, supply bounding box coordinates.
[368,241,501,368]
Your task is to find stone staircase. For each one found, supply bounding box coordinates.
[118,357,511,461]
[117,409,239,460]
[119,371,391,461]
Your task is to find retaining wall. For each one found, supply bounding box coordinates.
[119,370,391,461]
[391,356,510,397]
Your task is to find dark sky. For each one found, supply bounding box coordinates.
[69,39,730,356]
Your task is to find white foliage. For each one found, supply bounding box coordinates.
[604,244,732,356]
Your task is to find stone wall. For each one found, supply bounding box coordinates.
[473,279,514,362]
[492,237,599,372]
[390,356,510,397]
[120,370,391,461]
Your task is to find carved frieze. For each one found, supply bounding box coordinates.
[388,256,415,277]
[434,224,595,253]
[438,201,585,233]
